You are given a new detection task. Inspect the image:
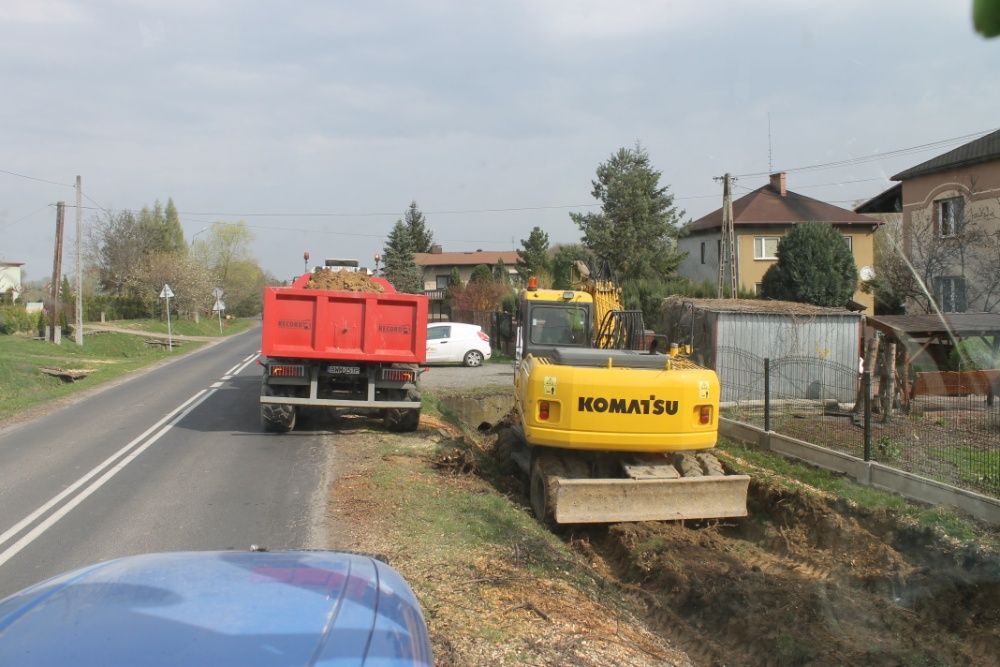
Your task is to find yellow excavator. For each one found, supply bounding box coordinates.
[512,269,749,524]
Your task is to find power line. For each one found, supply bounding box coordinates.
[0,168,74,188]
[0,204,53,231]
[734,128,996,178]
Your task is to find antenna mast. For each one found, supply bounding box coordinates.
[768,113,773,173]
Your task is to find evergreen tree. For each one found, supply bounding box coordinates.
[448,267,462,287]
[493,258,511,285]
[403,201,434,253]
[470,264,493,284]
[759,222,858,307]
[382,221,422,293]
[516,226,550,281]
[138,199,184,254]
[569,142,685,280]
[550,243,594,289]
[163,198,185,252]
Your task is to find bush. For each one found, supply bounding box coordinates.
[0,306,37,334]
[949,338,997,370]
[83,294,152,321]
[621,277,753,328]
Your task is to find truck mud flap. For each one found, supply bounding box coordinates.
[553,475,750,524]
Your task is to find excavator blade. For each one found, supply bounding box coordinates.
[552,475,750,524]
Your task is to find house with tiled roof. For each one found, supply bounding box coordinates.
[857,128,1000,314]
[413,245,520,320]
[679,172,882,310]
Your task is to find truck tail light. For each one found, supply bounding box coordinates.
[382,368,415,383]
[698,405,712,425]
[538,400,550,420]
[477,331,490,342]
[270,364,305,378]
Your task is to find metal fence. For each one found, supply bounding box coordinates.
[716,347,1000,498]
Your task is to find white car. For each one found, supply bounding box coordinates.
[425,322,492,367]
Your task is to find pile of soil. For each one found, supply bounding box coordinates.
[585,475,1000,666]
[480,423,1000,666]
[305,269,384,293]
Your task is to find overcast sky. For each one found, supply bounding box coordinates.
[2,0,998,283]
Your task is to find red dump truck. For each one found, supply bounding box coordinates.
[259,273,428,432]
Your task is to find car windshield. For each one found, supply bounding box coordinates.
[2,3,998,667]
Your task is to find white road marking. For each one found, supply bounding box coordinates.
[0,348,261,569]
[0,390,208,553]
[0,389,219,569]
[231,353,260,377]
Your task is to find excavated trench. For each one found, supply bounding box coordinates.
[438,392,1000,667]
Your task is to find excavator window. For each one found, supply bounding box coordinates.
[529,305,588,346]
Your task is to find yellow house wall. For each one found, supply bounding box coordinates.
[735,226,876,311]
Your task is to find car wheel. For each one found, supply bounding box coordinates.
[463,350,484,367]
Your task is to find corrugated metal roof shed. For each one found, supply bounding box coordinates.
[662,297,862,403]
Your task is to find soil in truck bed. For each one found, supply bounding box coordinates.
[305,269,384,292]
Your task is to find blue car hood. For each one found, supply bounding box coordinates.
[0,550,432,667]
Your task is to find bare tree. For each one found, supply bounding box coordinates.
[137,251,214,317]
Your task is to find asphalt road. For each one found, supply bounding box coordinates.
[0,326,333,599]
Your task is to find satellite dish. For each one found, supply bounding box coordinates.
[860,266,876,282]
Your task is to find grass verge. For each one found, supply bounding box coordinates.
[719,438,997,547]
[331,416,685,665]
[97,317,256,337]
[0,333,205,422]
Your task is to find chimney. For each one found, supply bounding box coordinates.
[769,172,787,197]
[430,244,443,254]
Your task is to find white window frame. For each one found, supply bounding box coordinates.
[754,236,780,260]
[842,235,852,252]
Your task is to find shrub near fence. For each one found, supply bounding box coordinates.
[716,349,1000,498]
[0,306,41,334]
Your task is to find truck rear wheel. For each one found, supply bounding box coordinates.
[261,403,297,433]
[384,389,421,432]
[385,407,420,432]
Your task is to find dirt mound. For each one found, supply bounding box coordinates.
[476,423,1000,666]
[305,269,384,293]
[591,476,1000,667]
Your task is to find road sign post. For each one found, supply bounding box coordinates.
[212,288,225,334]
[159,284,175,350]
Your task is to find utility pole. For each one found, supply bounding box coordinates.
[75,176,83,345]
[715,173,738,298]
[50,202,66,343]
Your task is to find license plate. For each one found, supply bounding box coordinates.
[328,365,361,375]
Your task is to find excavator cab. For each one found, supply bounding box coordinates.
[516,286,594,362]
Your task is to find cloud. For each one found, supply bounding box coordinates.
[0,0,87,25]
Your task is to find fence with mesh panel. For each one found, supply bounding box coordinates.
[716,349,999,498]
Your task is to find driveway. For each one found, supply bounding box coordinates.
[419,361,515,391]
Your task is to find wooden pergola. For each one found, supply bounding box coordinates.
[866,313,1000,404]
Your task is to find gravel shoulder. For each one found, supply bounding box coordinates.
[419,361,515,391]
